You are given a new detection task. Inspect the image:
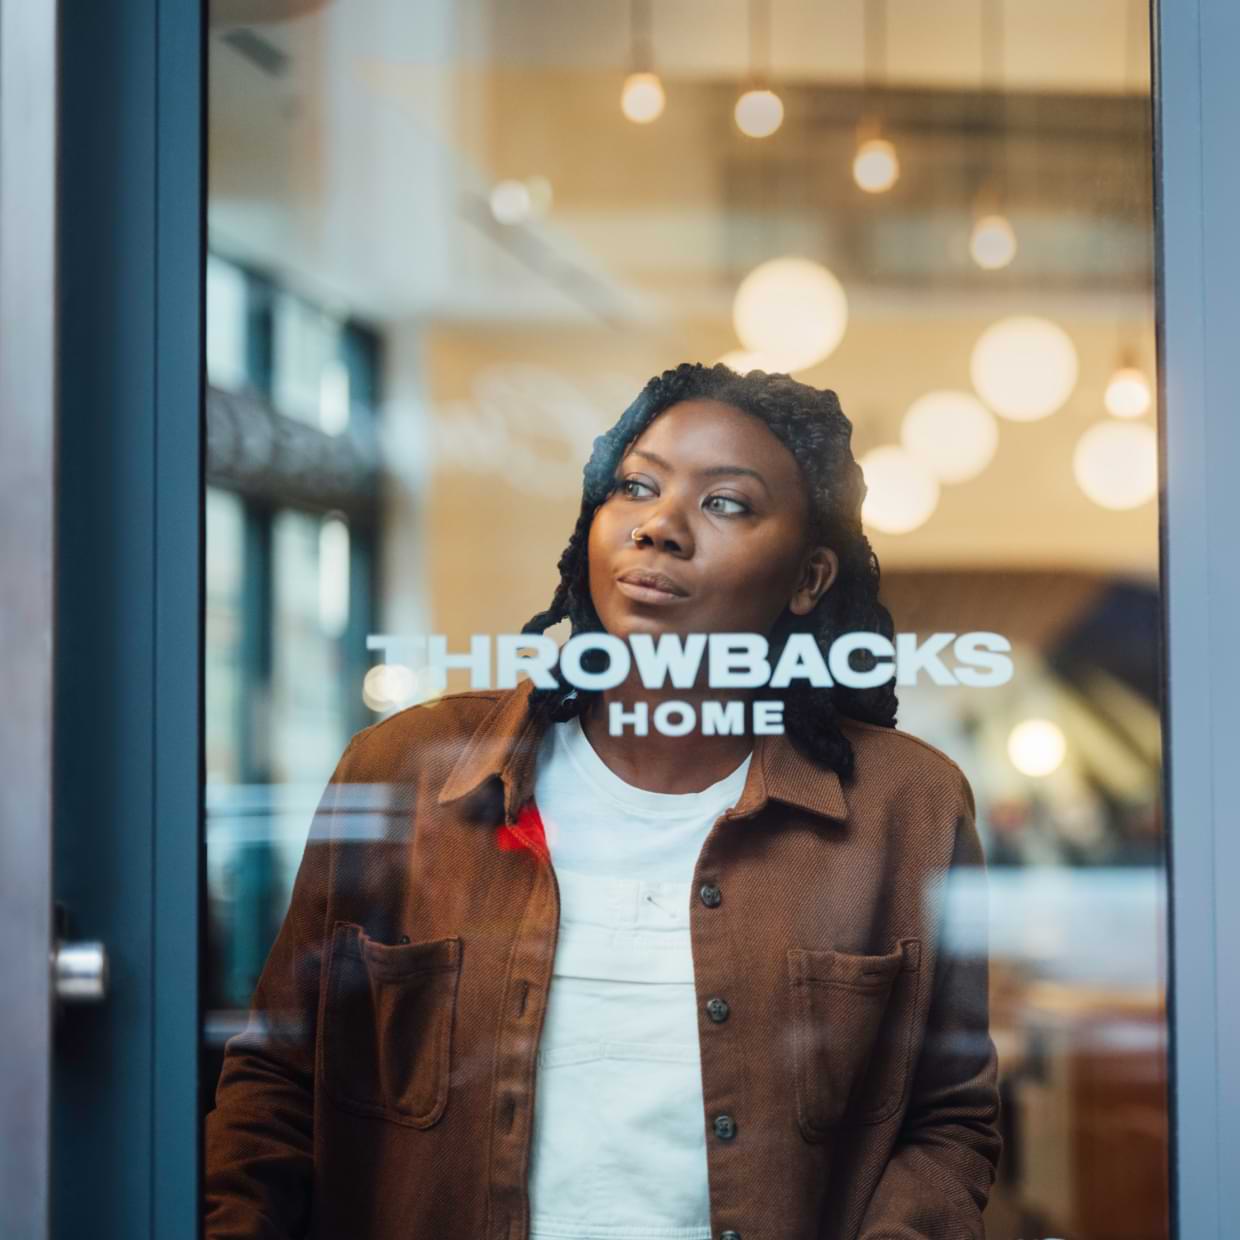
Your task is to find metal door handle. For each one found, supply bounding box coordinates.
[53,940,109,1003]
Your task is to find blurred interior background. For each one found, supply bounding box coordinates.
[203,3,1166,1236]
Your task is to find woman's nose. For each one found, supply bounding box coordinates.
[635,499,694,556]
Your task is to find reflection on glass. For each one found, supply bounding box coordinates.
[204,3,1166,1237]
[205,486,245,787]
[271,509,350,784]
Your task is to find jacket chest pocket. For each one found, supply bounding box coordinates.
[787,938,922,1140]
[319,921,461,1128]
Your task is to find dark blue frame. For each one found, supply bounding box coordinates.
[1155,0,1240,1234]
[41,0,1240,1233]
[54,1,202,1235]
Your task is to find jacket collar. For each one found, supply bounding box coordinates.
[437,680,849,824]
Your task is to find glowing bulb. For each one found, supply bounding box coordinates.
[734,88,783,138]
[971,315,1078,421]
[1008,719,1066,777]
[970,214,1017,269]
[363,663,416,712]
[900,391,998,483]
[853,138,899,193]
[1104,366,1152,418]
[859,445,940,534]
[732,257,848,372]
[1073,421,1158,510]
[620,72,665,124]
[489,179,532,225]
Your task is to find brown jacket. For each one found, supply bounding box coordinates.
[205,681,1001,1240]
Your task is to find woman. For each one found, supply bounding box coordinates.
[205,362,1002,1240]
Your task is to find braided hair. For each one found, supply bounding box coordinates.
[521,361,898,780]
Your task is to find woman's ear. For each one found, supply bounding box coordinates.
[788,546,838,616]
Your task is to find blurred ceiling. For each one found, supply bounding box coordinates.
[208,0,1160,579]
[213,0,1151,93]
[209,0,1152,321]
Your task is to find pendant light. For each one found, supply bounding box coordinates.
[860,444,940,535]
[734,0,783,138]
[1073,420,1158,509]
[969,0,1016,269]
[620,0,664,124]
[852,0,899,194]
[1104,346,1152,418]
[1102,1,1153,419]
[971,315,1078,422]
[900,390,998,483]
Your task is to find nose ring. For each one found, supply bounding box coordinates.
[630,526,645,543]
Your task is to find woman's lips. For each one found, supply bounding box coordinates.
[615,569,689,605]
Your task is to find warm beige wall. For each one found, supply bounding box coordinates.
[408,309,1158,653]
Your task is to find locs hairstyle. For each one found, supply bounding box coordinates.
[522,361,898,780]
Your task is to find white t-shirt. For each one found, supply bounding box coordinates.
[527,716,752,1240]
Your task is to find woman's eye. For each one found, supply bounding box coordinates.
[704,494,750,516]
[621,478,655,498]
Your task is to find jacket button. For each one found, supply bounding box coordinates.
[713,1113,737,1140]
[699,883,722,908]
[706,996,730,1023]
[398,935,411,944]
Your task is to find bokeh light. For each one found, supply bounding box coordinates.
[901,390,999,483]
[1073,421,1159,509]
[971,315,1079,421]
[732,257,848,373]
[734,88,784,138]
[1008,718,1067,777]
[620,71,665,124]
[853,138,899,193]
[860,445,940,534]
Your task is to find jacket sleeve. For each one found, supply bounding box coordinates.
[203,734,363,1240]
[857,772,1003,1240]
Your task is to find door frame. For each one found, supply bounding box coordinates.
[0,0,1234,1234]
[1155,0,1240,1233]
[49,1,203,1236]
[0,0,59,1234]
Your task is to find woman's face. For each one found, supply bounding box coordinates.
[587,398,838,641]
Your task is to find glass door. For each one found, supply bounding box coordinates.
[202,4,1169,1238]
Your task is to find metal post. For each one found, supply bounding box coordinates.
[1154,0,1240,1233]
[0,0,59,1234]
